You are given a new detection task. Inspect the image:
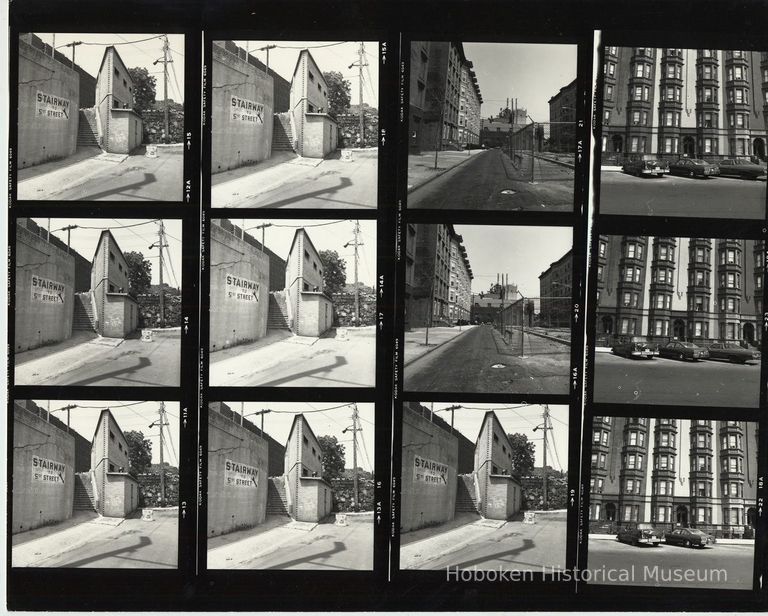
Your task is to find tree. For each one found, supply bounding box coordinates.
[127,67,156,112]
[507,433,536,477]
[124,430,152,477]
[124,251,152,296]
[323,71,351,117]
[319,250,347,296]
[318,435,346,482]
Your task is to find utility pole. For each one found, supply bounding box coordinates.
[149,222,169,328]
[63,41,82,69]
[441,404,462,433]
[249,409,272,434]
[533,405,552,510]
[153,36,172,143]
[149,402,170,507]
[255,222,272,253]
[348,43,368,146]
[258,44,277,79]
[344,221,363,326]
[343,404,362,512]
[518,290,526,357]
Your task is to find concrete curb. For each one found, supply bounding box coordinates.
[535,154,576,170]
[403,327,474,367]
[590,532,754,546]
[407,152,483,194]
[508,327,571,346]
[595,346,613,353]
[601,165,623,172]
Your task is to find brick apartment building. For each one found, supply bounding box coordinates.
[539,249,573,328]
[548,78,577,153]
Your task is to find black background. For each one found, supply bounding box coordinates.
[7,0,768,611]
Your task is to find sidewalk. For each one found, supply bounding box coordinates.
[407,149,485,192]
[403,325,474,366]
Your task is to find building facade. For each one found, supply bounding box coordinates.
[589,416,759,534]
[595,236,762,346]
[284,228,334,337]
[601,47,768,163]
[448,233,473,323]
[539,249,573,328]
[473,412,523,520]
[408,224,473,327]
[403,223,418,329]
[289,49,338,158]
[548,78,577,153]
[284,414,333,522]
[90,230,139,338]
[409,42,482,151]
[94,46,143,154]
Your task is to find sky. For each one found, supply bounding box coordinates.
[233,402,375,473]
[30,218,183,288]
[462,42,577,122]
[32,400,181,467]
[454,224,572,298]
[221,218,377,288]
[421,403,569,472]
[231,41,379,108]
[31,33,185,103]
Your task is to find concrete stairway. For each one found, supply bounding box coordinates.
[267,291,290,330]
[456,474,479,514]
[267,477,290,516]
[73,293,96,331]
[272,113,294,153]
[77,108,100,148]
[74,473,96,511]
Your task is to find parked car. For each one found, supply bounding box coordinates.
[706,342,760,364]
[658,341,709,361]
[617,522,663,546]
[611,336,659,359]
[668,158,720,178]
[664,527,716,548]
[717,158,767,180]
[622,158,669,177]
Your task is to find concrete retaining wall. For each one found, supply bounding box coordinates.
[400,406,458,532]
[297,293,333,337]
[211,42,274,173]
[103,294,139,338]
[296,478,333,521]
[207,409,269,536]
[107,109,143,154]
[15,223,75,352]
[17,38,79,168]
[209,222,270,351]
[103,474,140,517]
[12,403,75,534]
[486,475,521,520]
[303,114,338,158]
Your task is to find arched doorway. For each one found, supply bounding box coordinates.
[753,138,766,161]
[743,323,755,344]
[601,316,614,334]
[747,507,757,528]
[611,135,623,153]
[682,136,695,158]
[676,505,689,526]
[605,502,617,521]
[673,319,686,340]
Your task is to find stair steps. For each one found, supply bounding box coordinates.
[74,472,96,511]
[77,108,100,148]
[456,474,479,514]
[73,293,96,331]
[267,477,290,516]
[267,292,290,330]
[272,113,295,153]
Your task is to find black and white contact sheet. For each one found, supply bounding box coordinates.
[3,0,768,613]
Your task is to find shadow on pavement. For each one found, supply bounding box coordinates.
[56,535,153,568]
[67,356,152,386]
[16,146,101,182]
[77,172,157,201]
[257,355,349,387]
[264,540,346,570]
[260,176,353,208]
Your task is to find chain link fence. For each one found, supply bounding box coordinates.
[504,122,576,182]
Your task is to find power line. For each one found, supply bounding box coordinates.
[55,34,164,48]
[74,219,161,230]
[247,220,346,230]
[273,41,349,50]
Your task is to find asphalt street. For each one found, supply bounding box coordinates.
[211,150,377,209]
[402,512,567,571]
[208,518,373,570]
[408,149,574,211]
[599,171,766,218]
[209,326,376,387]
[404,324,569,394]
[593,352,760,407]
[14,331,181,387]
[12,512,178,568]
[17,149,184,201]
[587,538,754,589]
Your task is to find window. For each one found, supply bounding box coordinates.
[607,62,615,76]
[625,479,636,493]
[109,431,115,441]
[626,243,642,259]
[597,265,603,281]
[599,241,607,257]
[605,84,613,99]
[620,318,636,335]
[658,432,671,447]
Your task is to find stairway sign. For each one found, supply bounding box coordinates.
[230,96,264,124]
[36,90,70,120]
[225,273,260,302]
[413,455,449,486]
[225,459,259,488]
[32,456,66,484]
[30,275,65,304]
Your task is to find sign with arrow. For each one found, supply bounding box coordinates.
[225,273,260,302]
[36,90,70,120]
[413,455,449,486]
[31,275,65,304]
[225,459,259,488]
[32,455,66,484]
